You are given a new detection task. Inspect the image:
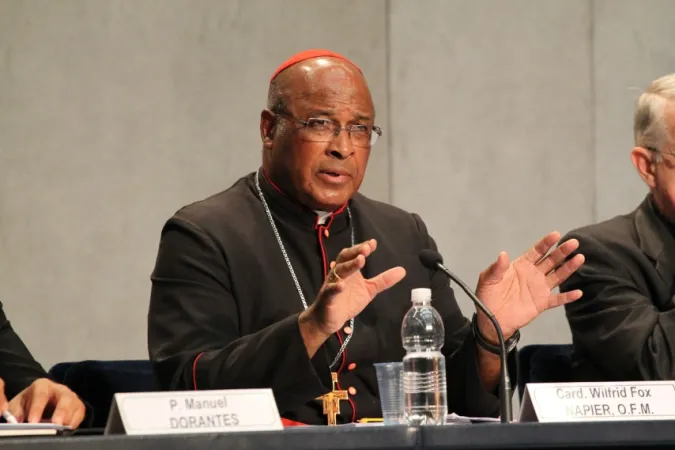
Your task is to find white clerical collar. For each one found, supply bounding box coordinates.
[315,210,332,225]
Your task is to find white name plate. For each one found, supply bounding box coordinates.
[104,389,282,435]
[520,381,675,423]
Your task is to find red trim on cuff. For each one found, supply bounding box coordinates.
[282,418,307,427]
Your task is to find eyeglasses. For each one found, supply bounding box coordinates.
[274,111,382,147]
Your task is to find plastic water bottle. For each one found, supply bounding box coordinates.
[401,288,447,425]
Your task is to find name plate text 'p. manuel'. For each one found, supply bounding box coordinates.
[105,389,282,435]
[520,381,675,423]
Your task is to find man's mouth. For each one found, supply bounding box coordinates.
[317,169,351,184]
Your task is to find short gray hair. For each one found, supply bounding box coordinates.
[634,74,675,158]
[267,78,287,112]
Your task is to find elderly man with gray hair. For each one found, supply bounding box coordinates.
[561,73,675,382]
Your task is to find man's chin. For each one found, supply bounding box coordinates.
[308,192,352,212]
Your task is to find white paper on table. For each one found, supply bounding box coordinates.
[0,423,73,437]
[445,413,501,424]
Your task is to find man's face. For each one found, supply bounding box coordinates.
[261,58,376,211]
[651,101,675,223]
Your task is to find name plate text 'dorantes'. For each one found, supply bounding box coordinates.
[520,381,675,423]
[104,389,282,435]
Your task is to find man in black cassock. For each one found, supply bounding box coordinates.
[561,73,675,381]
[147,49,585,425]
[0,303,86,427]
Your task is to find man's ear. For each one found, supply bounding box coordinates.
[260,109,277,149]
[631,146,657,189]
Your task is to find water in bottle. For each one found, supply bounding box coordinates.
[401,288,447,425]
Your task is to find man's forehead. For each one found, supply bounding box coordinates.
[292,78,373,117]
[282,60,373,115]
[298,102,373,121]
[301,64,362,93]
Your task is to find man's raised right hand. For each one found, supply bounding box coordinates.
[298,239,406,357]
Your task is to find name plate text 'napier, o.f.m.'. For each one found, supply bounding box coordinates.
[519,381,675,423]
[104,389,282,435]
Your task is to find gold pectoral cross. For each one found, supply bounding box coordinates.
[317,372,348,426]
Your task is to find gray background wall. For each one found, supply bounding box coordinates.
[1,0,674,381]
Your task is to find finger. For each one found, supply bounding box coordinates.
[547,289,583,309]
[50,393,74,426]
[536,238,580,274]
[479,251,510,285]
[332,254,366,280]
[366,267,406,296]
[26,382,51,424]
[8,396,25,423]
[335,239,377,264]
[522,231,561,264]
[546,254,585,288]
[68,402,86,429]
[0,378,7,412]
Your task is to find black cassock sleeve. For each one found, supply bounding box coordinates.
[412,214,517,418]
[147,218,333,415]
[0,303,47,398]
[563,231,675,380]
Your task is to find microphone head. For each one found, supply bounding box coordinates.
[419,249,443,270]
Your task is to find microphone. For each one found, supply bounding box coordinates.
[418,249,513,424]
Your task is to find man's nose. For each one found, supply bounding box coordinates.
[326,128,354,159]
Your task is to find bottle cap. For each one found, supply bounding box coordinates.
[411,287,432,302]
